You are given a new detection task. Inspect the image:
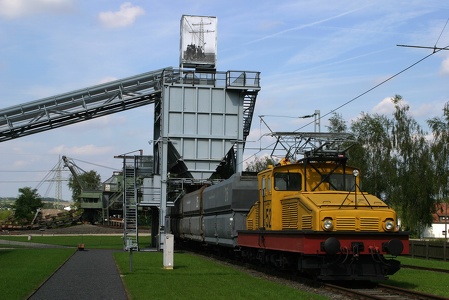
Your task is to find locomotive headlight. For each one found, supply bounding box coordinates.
[384,219,395,231]
[323,218,334,231]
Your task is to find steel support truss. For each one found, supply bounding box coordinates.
[0,67,172,142]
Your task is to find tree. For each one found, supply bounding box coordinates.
[67,170,102,202]
[350,112,393,200]
[389,95,435,235]
[349,95,435,236]
[245,156,276,172]
[14,187,43,225]
[327,112,348,133]
[0,209,12,222]
[427,101,449,219]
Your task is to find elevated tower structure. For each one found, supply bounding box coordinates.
[0,15,260,251]
[143,68,259,249]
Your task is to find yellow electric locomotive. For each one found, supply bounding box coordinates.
[238,132,408,280]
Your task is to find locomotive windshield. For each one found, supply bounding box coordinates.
[323,173,356,192]
[274,172,301,191]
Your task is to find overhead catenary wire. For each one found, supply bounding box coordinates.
[0,180,59,183]
[69,157,117,171]
[293,43,449,133]
[293,20,449,134]
[435,18,449,49]
[240,42,449,168]
[0,155,114,198]
[396,18,449,53]
[0,170,69,172]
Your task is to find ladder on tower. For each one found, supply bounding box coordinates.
[225,70,260,146]
[242,90,258,144]
[123,156,139,251]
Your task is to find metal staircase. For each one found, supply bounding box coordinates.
[123,156,139,250]
[242,90,258,143]
[225,70,260,144]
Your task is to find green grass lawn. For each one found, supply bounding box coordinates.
[114,251,327,300]
[382,256,449,297]
[398,255,449,269]
[3,235,448,299]
[1,236,327,300]
[0,235,122,299]
[0,248,75,300]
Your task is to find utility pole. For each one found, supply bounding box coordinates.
[55,156,62,209]
[314,110,320,133]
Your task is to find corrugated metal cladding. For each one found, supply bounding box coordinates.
[164,84,243,179]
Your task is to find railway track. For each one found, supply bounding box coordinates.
[186,247,448,300]
[325,282,449,300]
[402,264,449,274]
[209,250,449,299]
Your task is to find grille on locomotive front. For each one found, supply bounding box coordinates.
[335,217,380,231]
[301,215,312,230]
[281,200,298,229]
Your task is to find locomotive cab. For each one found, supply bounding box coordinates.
[245,156,397,233]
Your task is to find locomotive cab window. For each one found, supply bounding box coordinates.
[323,174,356,192]
[274,172,301,191]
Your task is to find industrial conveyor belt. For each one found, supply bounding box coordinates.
[0,67,172,142]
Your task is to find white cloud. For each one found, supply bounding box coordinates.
[12,159,29,168]
[371,97,397,115]
[98,2,145,29]
[0,0,74,18]
[440,55,449,75]
[413,101,444,119]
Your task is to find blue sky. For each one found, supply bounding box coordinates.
[0,0,449,200]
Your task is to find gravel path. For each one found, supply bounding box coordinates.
[29,249,127,300]
[0,224,128,300]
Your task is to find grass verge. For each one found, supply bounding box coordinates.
[114,251,327,300]
[0,235,123,249]
[383,256,449,297]
[0,248,75,300]
[398,255,449,269]
[386,268,449,297]
[4,236,448,299]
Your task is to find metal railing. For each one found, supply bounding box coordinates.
[162,69,261,90]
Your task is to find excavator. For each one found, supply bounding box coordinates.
[62,156,123,224]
